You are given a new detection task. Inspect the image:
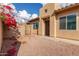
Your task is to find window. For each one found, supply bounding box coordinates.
[33,22,39,29]
[67,15,76,30]
[59,16,66,29]
[59,14,76,30]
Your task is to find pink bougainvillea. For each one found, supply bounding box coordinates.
[5,5,12,10]
[0,4,17,30]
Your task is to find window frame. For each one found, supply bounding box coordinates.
[67,14,76,30]
[59,13,77,30]
[59,16,67,30]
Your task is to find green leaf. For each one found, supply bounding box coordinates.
[0,16,5,21]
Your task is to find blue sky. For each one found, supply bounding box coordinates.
[13,3,43,15]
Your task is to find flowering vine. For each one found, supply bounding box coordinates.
[0,4,17,30]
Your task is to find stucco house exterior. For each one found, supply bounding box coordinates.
[26,3,79,40]
[39,3,79,40]
[55,3,79,40]
[26,17,39,35]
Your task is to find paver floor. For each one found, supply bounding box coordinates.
[17,35,79,56]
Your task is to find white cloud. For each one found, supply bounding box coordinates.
[16,10,38,23]
[41,3,47,6]
[30,13,38,19]
[42,3,74,8]
[60,3,74,7]
[15,16,26,23]
[17,10,31,19]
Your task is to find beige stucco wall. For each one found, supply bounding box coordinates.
[56,8,79,40]
[39,3,60,37]
[18,24,26,36]
[50,15,56,37]
[26,21,39,35]
[30,24,38,35]
[39,18,45,35]
[25,24,31,35]
[0,20,2,51]
[40,3,60,18]
[39,15,56,37]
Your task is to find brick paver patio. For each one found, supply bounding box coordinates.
[17,35,79,56]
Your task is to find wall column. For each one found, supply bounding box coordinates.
[39,17,45,36]
[50,15,56,38]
